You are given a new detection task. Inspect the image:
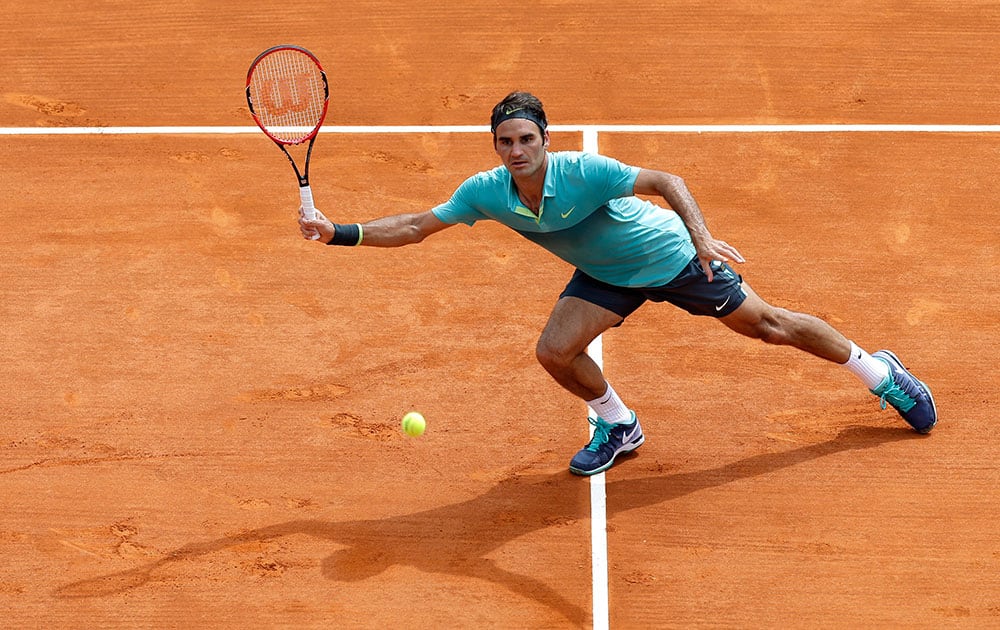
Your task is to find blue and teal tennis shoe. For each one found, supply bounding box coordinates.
[870,350,938,433]
[569,412,645,476]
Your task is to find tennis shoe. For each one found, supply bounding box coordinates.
[569,412,644,476]
[870,350,938,433]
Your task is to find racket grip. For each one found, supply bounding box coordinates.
[299,185,316,221]
[299,185,322,241]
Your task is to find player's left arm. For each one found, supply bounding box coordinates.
[632,168,745,281]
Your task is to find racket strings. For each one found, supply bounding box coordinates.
[249,50,326,144]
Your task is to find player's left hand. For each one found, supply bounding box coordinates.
[696,238,745,282]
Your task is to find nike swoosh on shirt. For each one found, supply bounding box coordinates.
[561,206,576,219]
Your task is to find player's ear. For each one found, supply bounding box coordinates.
[542,130,550,147]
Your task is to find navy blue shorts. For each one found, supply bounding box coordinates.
[559,257,747,322]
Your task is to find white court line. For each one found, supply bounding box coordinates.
[4,124,1000,135]
[585,333,609,630]
[581,127,610,630]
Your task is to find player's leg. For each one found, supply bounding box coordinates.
[536,294,645,475]
[538,270,647,419]
[718,283,851,363]
[535,296,621,400]
[720,283,937,432]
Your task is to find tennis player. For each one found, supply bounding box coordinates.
[299,91,937,476]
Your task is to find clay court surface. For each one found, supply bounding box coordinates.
[3,2,1000,628]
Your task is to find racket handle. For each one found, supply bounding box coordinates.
[299,185,316,221]
[299,185,321,241]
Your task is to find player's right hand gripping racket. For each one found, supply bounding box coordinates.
[246,45,329,232]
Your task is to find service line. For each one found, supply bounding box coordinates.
[4,124,1000,136]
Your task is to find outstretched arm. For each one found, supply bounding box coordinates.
[633,168,745,281]
[299,209,454,247]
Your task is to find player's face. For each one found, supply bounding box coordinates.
[494,119,549,178]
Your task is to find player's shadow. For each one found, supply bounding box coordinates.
[56,425,917,624]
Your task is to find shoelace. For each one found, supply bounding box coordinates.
[585,417,614,452]
[878,377,918,413]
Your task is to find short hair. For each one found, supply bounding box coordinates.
[490,92,548,135]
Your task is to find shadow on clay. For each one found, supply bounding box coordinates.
[55,425,918,624]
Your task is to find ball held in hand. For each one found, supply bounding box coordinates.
[401,411,426,437]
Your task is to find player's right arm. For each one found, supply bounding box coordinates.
[299,209,454,247]
[301,173,485,246]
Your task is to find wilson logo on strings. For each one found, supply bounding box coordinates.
[261,76,312,117]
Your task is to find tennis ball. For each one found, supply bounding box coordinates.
[401,411,426,437]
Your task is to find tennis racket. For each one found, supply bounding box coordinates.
[245,45,329,230]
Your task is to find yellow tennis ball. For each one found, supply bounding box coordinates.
[401,411,426,437]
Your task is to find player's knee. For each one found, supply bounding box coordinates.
[535,336,570,374]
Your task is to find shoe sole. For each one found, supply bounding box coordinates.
[878,349,938,434]
[569,434,645,476]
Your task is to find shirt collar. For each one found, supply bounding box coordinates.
[507,153,556,220]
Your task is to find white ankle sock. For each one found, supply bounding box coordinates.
[586,382,633,424]
[844,341,890,390]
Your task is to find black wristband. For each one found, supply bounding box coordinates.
[328,223,363,246]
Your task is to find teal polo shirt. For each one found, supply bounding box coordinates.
[431,151,697,288]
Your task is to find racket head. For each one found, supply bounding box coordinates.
[246,45,329,145]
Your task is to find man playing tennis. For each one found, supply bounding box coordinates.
[299,91,937,476]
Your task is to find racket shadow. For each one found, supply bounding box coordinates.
[54,424,914,624]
